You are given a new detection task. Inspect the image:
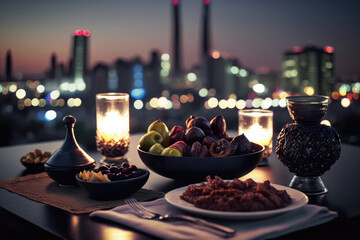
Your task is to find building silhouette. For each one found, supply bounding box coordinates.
[282,45,335,96]
[5,49,12,82]
[172,0,182,76]
[49,53,57,79]
[202,0,210,58]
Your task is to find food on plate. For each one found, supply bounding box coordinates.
[79,162,145,182]
[180,176,291,212]
[139,115,257,157]
[21,149,52,164]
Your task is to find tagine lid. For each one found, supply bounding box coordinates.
[45,115,95,168]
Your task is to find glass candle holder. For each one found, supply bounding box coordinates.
[96,93,129,166]
[238,109,273,165]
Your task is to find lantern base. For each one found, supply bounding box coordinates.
[100,156,129,167]
[289,175,328,195]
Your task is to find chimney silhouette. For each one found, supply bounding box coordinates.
[5,49,12,82]
[202,0,210,58]
[172,0,182,74]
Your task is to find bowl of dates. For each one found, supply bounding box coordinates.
[76,163,150,200]
[137,115,265,181]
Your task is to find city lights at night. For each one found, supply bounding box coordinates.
[0,0,360,148]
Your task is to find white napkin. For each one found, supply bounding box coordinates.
[90,198,337,240]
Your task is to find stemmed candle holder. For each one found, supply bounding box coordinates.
[238,109,273,166]
[96,93,130,166]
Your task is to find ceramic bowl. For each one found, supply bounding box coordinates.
[76,169,150,200]
[137,143,264,181]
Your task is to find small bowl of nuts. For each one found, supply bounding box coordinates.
[20,149,52,172]
[76,162,150,200]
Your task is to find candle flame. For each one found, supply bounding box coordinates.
[98,111,129,142]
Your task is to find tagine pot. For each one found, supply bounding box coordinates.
[276,96,341,195]
[45,115,95,186]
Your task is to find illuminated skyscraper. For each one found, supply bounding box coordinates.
[5,49,12,82]
[282,45,335,96]
[172,0,182,74]
[71,29,90,91]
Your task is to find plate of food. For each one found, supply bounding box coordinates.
[165,176,308,220]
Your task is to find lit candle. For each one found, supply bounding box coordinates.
[239,109,273,159]
[96,93,130,165]
[243,122,273,147]
[97,111,129,143]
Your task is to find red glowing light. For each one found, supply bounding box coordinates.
[291,46,303,53]
[83,30,90,37]
[173,0,179,5]
[204,0,210,5]
[72,29,90,37]
[324,46,334,53]
[211,50,220,59]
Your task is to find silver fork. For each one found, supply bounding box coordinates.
[125,198,236,238]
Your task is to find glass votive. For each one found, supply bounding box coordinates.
[96,93,130,166]
[238,109,273,165]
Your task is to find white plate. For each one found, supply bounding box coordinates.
[165,182,308,220]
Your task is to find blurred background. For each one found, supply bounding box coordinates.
[0,0,359,150]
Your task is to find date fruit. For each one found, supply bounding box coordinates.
[169,125,185,144]
[230,134,252,155]
[210,115,226,137]
[170,140,187,156]
[185,127,205,144]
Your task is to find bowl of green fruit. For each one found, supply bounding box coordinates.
[137,115,264,181]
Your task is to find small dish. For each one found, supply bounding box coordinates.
[137,142,264,181]
[76,169,150,200]
[165,182,308,220]
[20,161,45,172]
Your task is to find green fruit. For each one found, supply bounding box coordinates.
[139,131,163,151]
[161,147,182,157]
[149,143,164,155]
[148,119,170,147]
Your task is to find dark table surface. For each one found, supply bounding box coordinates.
[1,133,360,240]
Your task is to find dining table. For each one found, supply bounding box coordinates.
[0,132,360,240]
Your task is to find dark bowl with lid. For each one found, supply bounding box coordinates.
[45,115,95,186]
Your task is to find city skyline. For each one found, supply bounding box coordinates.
[0,0,359,78]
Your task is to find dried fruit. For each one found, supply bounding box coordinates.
[185,127,205,144]
[170,140,188,156]
[210,115,226,137]
[209,139,232,157]
[192,117,212,135]
[169,125,185,144]
[186,115,197,129]
[230,134,252,155]
[190,141,202,157]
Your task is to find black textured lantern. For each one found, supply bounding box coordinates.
[276,96,341,195]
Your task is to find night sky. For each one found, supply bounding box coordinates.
[0,0,359,78]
